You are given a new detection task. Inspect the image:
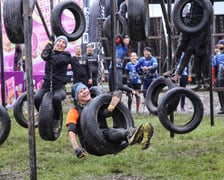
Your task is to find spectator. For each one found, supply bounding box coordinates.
[14,44,22,71]
[212,45,220,85]
[66,82,154,158]
[71,45,89,86]
[135,47,158,98]
[213,39,224,114]
[34,35,71,119]
[174,52,189,111]
[125,52,141,114]
[82,43,105,87]
[108,34,130,92]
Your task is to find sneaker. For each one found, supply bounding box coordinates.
[128,124,143,145]
[141,123,154,150]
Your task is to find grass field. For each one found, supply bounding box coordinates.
[1,107,224,180]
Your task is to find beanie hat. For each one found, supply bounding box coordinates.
[54,35,68,48]
[143,47,152,52]
[123,34,129,39]
[218,39,224,45]
[71,82,88,100]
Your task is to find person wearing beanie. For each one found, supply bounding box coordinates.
[65,83,154,159]
[54,35,68,49]
[34,35,71,120]
[135,47,158,98]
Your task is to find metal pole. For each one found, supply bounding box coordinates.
[23,0,37,179]
[111,0,118,91]
[35,2,50,38]
[167,0,172,70]
[209,1,214,126]
[0,1,5,107]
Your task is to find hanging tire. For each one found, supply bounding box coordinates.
[145,77,178,115]
[158,87,204,134]
[38,92,63,141]
[172,0,213,34]
[81,94,134,156]
[0,105,11,145]
[13,91,39,129]
[103,13,129,39]
[3,0,33,43]
[127,0,149,41]
[51,1,86,42]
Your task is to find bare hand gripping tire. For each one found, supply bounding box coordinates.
[0,105,11,145]
[13,91,39,129]
[3,0,33,43]
[38,92,63,141]
[158,87,204,134]
[127,0,149,41]
[145,77,178,115]
[51,1,86,41]
[81,94,134,156]
[172,0,213,34]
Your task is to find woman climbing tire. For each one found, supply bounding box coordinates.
[158,87,204,134]
[81,93,134,156]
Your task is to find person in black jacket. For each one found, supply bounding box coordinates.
[34,35,71,119]
[71,45,89,86]
[82,43,105,87]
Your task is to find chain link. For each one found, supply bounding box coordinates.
[97,0,105,88]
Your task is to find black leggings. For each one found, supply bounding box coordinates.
[101,128,129,143]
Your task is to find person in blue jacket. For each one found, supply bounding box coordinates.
[135,47,158,98]
[213,39,224,114]
[108,34,135,95]
[125,52,142,113]
[174,52,189,111]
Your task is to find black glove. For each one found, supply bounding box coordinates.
[75,147,86,159]
[49,35,55,43]
[112,90,122,99]
[102,108,112,118]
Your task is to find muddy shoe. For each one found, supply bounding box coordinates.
[128,124,143,145]
[141,123,154,150]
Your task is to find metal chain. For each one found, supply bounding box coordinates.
[97,0,104,89]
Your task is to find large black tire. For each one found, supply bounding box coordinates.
[145,77,177,115]
[172,0,213,34]
[3,0,32,43]
[51,1,86,42]
[0,105,11,145]
[13,91,39,129]
[38,92,63,141]
[158,87,204,134]
[103,13,129,39]
[81,94,134,156]
[127,0,149,41]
